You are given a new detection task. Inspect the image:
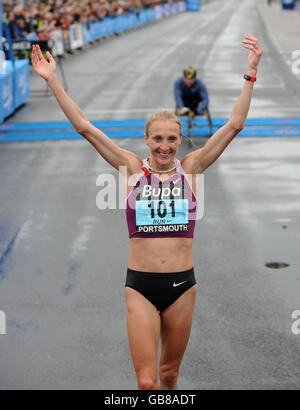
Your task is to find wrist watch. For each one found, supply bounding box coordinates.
[244,74,257,82]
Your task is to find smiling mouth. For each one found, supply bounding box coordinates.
[157,151,171,157]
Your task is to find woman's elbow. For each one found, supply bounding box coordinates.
[74,121,90,135]
[229,118,245,132]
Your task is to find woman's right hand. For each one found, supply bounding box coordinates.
[31,44,56,82]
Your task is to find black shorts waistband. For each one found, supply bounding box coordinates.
[127,267,194,279]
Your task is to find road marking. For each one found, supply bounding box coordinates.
[0,310,6,335]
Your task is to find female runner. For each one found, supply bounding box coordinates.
[31,34,262,390]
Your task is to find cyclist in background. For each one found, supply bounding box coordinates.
[174,66,209,116]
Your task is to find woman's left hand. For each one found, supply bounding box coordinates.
[242,34,263,74]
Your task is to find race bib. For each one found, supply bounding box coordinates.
[135,183,189,234]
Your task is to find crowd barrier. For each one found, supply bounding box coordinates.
[186,0,201,12]
[0,2,189,124]
[51,3,187,55]
[0,59,30,124]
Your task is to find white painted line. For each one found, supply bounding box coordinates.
[69,216,97,258]
[0,310,6,335]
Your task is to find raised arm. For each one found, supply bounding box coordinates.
[31,45,142,174]
[182,34,263,174]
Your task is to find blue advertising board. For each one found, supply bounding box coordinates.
[13,59,30,109]
[0,76,3,123]
[0,61,14,119]
[187,0,201,11]
[282,0,294,9]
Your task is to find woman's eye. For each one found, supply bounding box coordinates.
[154,137,177,142]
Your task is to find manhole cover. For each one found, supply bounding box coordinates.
[265,262,290,269]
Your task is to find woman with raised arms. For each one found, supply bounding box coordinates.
[31,34,262,390]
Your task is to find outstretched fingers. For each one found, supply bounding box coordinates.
[242,34,261,54]
[243,43,256,51]
[31,45,39,66]
[32,44,54,66]
[36,44,45,61]
[46,50,55,63]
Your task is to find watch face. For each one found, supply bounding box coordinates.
[244,74,256,82]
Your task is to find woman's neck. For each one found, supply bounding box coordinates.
[148,157,176,173]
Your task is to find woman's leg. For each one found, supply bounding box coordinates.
[125,287,161,390]
[159,285,197,390]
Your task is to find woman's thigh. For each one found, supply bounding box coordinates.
[125,287,161,379]
[159,285,197,371]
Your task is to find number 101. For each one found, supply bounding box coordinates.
[148,200,175,219]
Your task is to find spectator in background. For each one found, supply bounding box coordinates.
[15,18,29,39]
[3,0,169,40]
[174,66,209,116]
[6,11,21,39]
[13,4,26,25]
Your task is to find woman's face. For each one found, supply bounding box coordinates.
[144,120,182,168]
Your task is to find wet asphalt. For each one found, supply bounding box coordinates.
[0,0,300,390]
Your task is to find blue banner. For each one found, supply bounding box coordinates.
[186,0,201,12]
[0,60,14,119]
[282,0,294,8]
[0,77,3,123]
[13,59,30,109]
[0,0,2,49]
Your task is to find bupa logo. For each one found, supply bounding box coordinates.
[0,310,6,335]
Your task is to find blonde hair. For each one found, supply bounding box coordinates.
[146,110,182,137]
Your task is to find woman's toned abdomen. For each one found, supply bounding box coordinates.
[128,237,194,273]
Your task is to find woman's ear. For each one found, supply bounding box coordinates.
[144,133,149,146]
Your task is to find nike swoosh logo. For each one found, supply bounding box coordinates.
[173,178,181,184]
[173,281,187,287]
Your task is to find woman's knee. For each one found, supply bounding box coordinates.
[138,376,158,390]
[159,368,179,387]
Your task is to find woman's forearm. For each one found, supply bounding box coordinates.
[46,73,89,133]
[229,33,262,130]
[230,77,255,129]
[230,65,258,129]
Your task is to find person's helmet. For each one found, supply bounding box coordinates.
[183,66,197,79]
